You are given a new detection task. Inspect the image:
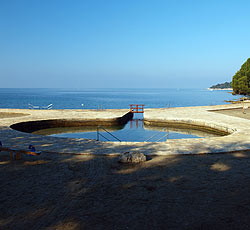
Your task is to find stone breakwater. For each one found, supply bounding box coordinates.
[0,104,250,155]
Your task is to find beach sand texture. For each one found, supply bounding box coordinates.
[1,151,250,229]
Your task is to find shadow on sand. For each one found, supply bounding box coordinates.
[1,144,250,230]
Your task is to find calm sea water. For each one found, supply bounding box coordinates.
[0,88,241,110]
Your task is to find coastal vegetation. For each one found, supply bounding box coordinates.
[232,58,250,95]
[210,82,232,89]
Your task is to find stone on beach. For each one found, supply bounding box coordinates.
[118,151,146,163]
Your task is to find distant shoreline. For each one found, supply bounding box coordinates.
[207,88,233,91]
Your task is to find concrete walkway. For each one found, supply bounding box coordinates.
[0,104,250,155]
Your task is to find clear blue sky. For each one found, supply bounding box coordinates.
[1,0,250,88]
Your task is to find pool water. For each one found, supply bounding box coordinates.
[33,119,223,142]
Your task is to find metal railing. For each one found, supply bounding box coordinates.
[144,128,169,142]
[96,125,169,142]
[155,132,169,142]
[97,126,121,142]
[28,103,53,110]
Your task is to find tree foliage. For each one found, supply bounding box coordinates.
[232,58,250,95]
[210,82,232,89]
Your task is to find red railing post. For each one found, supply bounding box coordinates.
[130,104,144,113]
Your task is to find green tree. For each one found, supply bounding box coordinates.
[232,58,250,95]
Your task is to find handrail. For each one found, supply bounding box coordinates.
[97,126,121,142]
[41,104,53,109]
[144,128,165,142]
[145,128,169,142]
[155,132,169,142]
[98,132,111,141]
[130,104,144,113]
[28,103,53,110]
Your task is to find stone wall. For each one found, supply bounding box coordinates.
[10,112,133,133]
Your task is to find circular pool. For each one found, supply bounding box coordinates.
[31,119,227,142]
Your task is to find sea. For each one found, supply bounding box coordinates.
[0,88,241,110]
[0,88,242,141]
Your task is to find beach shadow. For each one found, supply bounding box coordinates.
[2,148,250,229]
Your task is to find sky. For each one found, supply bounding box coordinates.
[1,0,250,88]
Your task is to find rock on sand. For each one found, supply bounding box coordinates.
[118,151,146,164]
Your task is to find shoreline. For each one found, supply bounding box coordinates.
[207,87,233,91]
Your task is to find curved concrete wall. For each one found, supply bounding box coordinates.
[10,112,133,133]
[143,118,233,136]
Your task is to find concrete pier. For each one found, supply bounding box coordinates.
[0,104,250,155]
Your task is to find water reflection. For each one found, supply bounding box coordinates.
[32,119,224,142]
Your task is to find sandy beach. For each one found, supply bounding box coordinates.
[1,150,250,230]
[1,107,250,229]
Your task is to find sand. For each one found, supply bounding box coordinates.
[0,112,29,119]
[1,150,250,230]
[1,108,250,229]
[213,107,250,120]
